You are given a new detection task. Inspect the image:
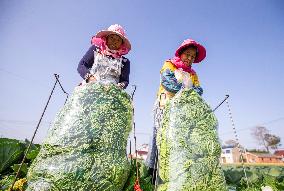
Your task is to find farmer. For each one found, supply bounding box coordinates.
[146,38,206,182]
[77,24,131,89]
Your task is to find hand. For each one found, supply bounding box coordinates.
[175,69,193,88]
[117,83,125,89]
[86,75,96,83]
[174,69,184,83]
[182,74,193,88]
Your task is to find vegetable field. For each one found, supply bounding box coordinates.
[1,87,284,190]
[1,141,284,190]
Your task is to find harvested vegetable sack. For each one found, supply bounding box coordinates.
[157,88,227,191]
[26,83,133,191]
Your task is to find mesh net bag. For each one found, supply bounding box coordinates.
[157,88,227,191]
[27,83,133,191]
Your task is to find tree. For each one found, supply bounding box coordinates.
[251,126,269,152]
[224,139,246,152]
[225,139,239,147]
[264,134,281,150]
[251,126,281,152]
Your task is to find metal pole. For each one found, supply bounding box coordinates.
[10,76,58,190]
[213,95,229,112]
[225,98,250,188]
[54,74,69,104]
[130,85,140,184]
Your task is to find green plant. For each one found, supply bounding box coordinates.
[222,165,284,190]
[0,175,15,190]
[156,89,227,191]
[0,138,25,174]
[122,159,154,191]
[26,83,133,191]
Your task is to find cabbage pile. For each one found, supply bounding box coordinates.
[157,89,227,191]
[27,83,133,191]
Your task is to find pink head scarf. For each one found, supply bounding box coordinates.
[91,36,130,58]
[169,56,195,74]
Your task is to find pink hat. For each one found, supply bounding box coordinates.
[95,24,131,51]
[175,39,206,63]
[90,37,103,46]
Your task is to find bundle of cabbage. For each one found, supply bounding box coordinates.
[26,83,133,191]
[157,88,227,191]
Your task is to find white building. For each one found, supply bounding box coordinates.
[129,144,149,161]
[220,145,242,164]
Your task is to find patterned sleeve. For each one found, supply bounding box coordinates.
[192,86,203,95]
[191,72,203,96]
[161,68,182,93]
[160,61,204,95]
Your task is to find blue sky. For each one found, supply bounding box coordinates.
[0,0,284,150]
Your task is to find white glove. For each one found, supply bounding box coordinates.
[182,73,193,88]
[174,69,193,88]
[117,82,125,89]
[174,69,184,83]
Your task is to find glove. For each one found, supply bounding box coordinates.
[117,82,125,89]
[182,73,193,88]
[174,69,185,83]
[86,75,96,83]
[174,69,193,88]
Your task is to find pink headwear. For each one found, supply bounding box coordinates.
[91,24,131,58]
[170,38,206,74]
[95,24,131,51]
[175,39,206,63]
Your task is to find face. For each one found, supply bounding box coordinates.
[180,47,197,66]
[106,34,123,50]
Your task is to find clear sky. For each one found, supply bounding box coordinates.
[1,0,284,151]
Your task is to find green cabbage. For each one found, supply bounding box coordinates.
[157,89,227,191]
[26,83,133,191]
[0,138,25,174]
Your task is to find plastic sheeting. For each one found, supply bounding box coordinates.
[27,83,133,191]
[90,52,123,85]
[146,101,164,169]
[157,88,227,191]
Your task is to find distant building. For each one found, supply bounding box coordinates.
[128,144,149,161]
[245,152,283,163]
[274,149,284,161]
[220,145,243,164]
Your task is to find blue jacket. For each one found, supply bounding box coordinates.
[77,45,130,88]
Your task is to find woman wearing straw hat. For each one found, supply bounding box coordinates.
[146,38,206,183]
[27,25,134,191]
[157,38,206,103]
[77,24,131,88]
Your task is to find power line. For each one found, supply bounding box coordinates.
[0,119,51,124]
[219,116,284,136]
[257,117,284,126]
[0,68,51,89]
